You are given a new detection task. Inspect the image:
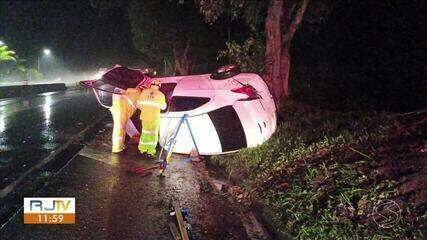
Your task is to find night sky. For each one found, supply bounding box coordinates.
[0,0,140,71]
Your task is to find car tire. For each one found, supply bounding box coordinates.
[210,64,241,80]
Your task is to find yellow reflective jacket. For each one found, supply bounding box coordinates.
[137,87,166,130]
[110,88,140,118]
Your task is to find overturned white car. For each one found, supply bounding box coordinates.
[83,65,277,155]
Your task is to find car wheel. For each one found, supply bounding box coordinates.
[210,64,241,80]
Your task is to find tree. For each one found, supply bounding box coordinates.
[129,0,224,75]
[0,43,27,80]
[91,0,222,76]
[0,45,17,63]
[196,0,309,101]
[266,0,308,99]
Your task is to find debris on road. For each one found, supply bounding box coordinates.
[198,179,213,193]
[210,179,228,192]
[228,186,245,202]
[168,204,193,240]
[189,148,203,163]
[127,165,159,177]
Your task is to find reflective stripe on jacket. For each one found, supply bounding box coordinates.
[137,87,166,130]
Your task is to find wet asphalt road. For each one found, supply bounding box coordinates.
[0,90,105,190]
[5,123,250,240]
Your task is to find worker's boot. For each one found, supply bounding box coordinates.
[112,137,125,153]
[147,148,156,160]
[137,152,154,161]
[112,135,127,153]
[112,146,125,154]
[146,154,156,161]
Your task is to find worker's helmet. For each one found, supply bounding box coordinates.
[152,79,161,87]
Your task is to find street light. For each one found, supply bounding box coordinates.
[43,48,51,55]
[38,48,51,72]
[0,40,4,45]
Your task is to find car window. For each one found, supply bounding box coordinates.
[168,96,210,112]
[160,83,177,113]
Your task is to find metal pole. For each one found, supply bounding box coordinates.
[37,56,40,72]
[184,117,199,154]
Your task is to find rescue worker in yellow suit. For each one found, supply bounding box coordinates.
[110,87,140,153]
[136,79,166,156]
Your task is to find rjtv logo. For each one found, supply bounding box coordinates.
[24,197,75,224]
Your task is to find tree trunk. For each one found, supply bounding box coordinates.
[281,0,309,98]
[173,39,193,75]
[280,46,291,98]
[264,0,284,100]
[264,0,309,101]
[175,57,191,75]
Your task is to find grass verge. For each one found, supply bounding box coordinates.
[211,101,426,239]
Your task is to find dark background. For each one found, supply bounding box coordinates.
[0,0,140,71]
[291,0,426,110]
[0,0,425,111]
